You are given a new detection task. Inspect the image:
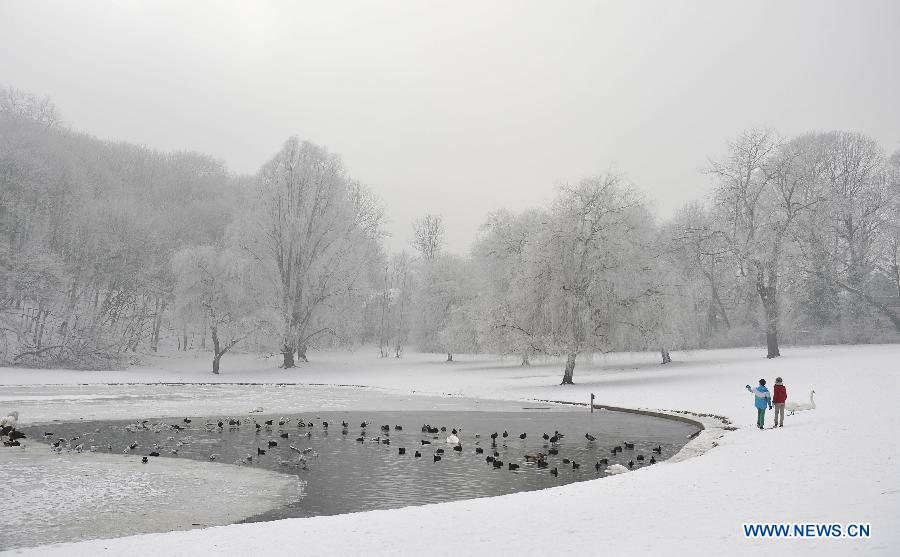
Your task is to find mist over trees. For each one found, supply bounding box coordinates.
[2,87,898,380]
[1,88,239,369]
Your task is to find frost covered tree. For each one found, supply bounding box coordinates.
[234,137,383,368]
[0,89,239,368]
[797,133,899,332]
[408,213,478,361]
[664,202,732,338]
[0,86,63,129]
[472,209,547,364]
[382,251,414,357]
[369,251,415,358]
[708,130,823,358]
[881,151,900,307]
[410,254,475,361]
[521,175,656,384]
[411,214,444,261]
[172,246,262,374]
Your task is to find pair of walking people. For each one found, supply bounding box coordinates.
[745,377,787,429]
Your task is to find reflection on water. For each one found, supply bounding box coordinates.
[23,409,695,521]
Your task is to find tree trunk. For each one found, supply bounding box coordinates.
[705,273,730,333]
[36,313,46,351]
[150,299,165,352]
[757,267,780,359]
[33,301,44,346]
[761,286,780,358]
[761,299,780,357]
[379,273,389,358]
[281,347,295,368]
[892,256,900,302]
[58,280,78,339]
[660,348,671,364]
[210,320,221,374]
[561,352,577,385]
[765,331,780,358]
[395,285,406,359]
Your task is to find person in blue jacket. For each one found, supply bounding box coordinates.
[745,379,773,429]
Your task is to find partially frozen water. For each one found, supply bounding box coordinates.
[20,408,695,521]
[0,446,299,551]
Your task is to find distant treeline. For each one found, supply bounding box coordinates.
[1,87,898,381]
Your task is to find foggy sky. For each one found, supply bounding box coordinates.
[1,0,898,253]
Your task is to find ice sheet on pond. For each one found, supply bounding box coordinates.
[0,448,301,551]
[0,383,561,426]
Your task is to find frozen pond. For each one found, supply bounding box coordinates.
[2,383,699,550]
[20,408,696,521]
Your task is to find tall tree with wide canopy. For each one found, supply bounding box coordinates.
[236,137,383,368]
[708,130,823,358]
[524,175,656,384]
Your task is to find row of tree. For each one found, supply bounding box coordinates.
[2,87,898,382]
[406,130,900,381]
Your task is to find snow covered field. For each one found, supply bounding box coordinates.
[1,344,898,556]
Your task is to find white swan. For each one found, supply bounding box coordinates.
[785,389,815,415]
[446,434,459,444]
[605,464,630,475]
[0,411,18,429]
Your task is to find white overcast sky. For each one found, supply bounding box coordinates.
[1,0,898,253]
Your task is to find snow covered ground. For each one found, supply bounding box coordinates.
[1,344,898,556]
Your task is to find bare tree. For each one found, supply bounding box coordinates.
[0,86,63,129]
[410,253,473,361]
[798,133,899,330]
[525,175,653,384]
[708,130,822,358]
[236,137,383,368]
[881,151,900,306]
[172,246,260,374]
[412,214,444,260]
[472,209,547,365]
[665,202,732,336]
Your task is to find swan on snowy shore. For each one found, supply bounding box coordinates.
[785,389,816,414]
[1,411,20,441]
[0,410,18,430]
[605,463,629,474]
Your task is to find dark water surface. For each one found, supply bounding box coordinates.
[23,408,696,520]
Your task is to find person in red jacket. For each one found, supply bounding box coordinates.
[772,377,787,427]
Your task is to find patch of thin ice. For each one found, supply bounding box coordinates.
[0,448,300,551]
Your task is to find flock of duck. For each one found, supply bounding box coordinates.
[404,423,662,476]
[12,411,668,477]
[169,416,665,476]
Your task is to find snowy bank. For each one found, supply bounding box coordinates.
[1,344,898,556]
